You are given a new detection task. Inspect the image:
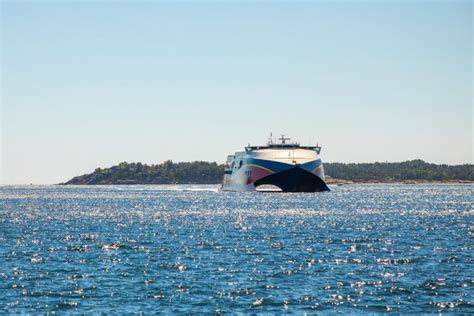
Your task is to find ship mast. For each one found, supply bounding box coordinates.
[267,132,273,145]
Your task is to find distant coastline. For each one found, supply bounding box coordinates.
[60,160,473,185]
[324,176,473,185]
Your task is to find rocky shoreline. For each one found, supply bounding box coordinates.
[324,175,473,185]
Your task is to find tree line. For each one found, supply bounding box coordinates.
[63,161,224,185]
[62,159,473,185]
[324,159,473,182]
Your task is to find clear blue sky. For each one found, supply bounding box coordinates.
[1,0,472,184]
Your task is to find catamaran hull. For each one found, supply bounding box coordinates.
[254,166,329,192]
[221,157,330,192]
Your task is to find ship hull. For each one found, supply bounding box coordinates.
[221,155,330,192]
[254,166,329,192]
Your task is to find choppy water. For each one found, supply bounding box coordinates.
[0,184,472,313]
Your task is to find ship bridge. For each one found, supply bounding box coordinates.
[245,135,321,154]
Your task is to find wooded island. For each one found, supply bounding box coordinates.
[62,160,473,185]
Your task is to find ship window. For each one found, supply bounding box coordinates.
[239,160,243,169]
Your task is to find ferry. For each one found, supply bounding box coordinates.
[221,134,330,192]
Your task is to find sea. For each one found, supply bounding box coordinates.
[0,184,472,313]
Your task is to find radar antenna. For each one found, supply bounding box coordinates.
[279,134,291,144]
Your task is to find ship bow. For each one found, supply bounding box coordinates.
[254,166,330,192]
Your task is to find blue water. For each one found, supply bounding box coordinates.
[0,184,472,313]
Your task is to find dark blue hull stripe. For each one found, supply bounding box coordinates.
[243,158,322,174]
